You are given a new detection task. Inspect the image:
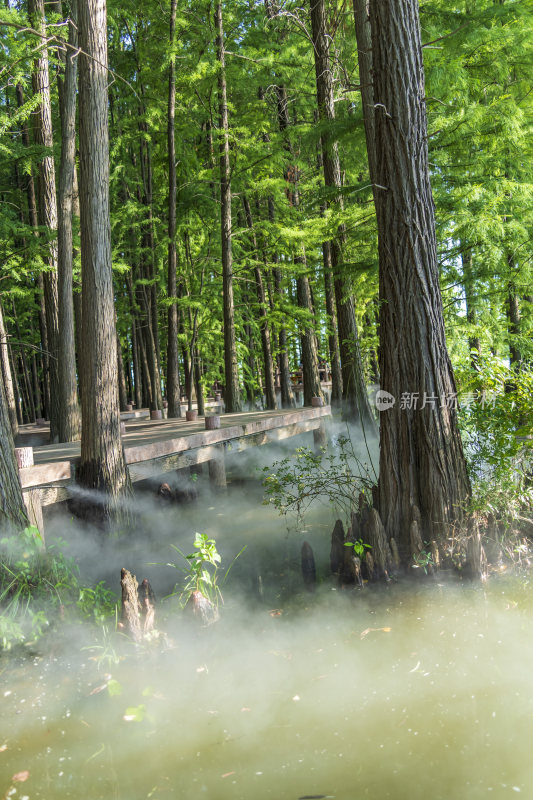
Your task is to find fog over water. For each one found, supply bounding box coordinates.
[2,429,533,799]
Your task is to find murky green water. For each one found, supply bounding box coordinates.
[2,451,533,799]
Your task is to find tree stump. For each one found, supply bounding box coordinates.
[157,482,174,501]
[330,519,346,575]
[151,410,163,420]
[301,541,317,591]
[390,537,400,569]
[186,590,219,625]
[205,415,220,430]
[348,510,360,542]
[139,578,156,635]
[340,548,363,588]
[120,568,142,642]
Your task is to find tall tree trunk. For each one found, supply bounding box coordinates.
[0,301,18,436]
[57,0,81,441]
[323,241,343,406]
[31,351,43,420]
[77,0,130,508]
[0,370,28,531]
[9,345,23,426]
[273,268,296,409]
[15,83,50,418]
[275,86,322,406]
[461,248,481,370]
[297,269,322,404]
[116,329,128,411]
[215,1,241,412]
[242,196,276,410]
[353,0,378,198]
[126,275,144,409]
[10,300,36,423]
[268,197,295,408]
[310,0,373,425]
[166,0,182,418]
[28,0,60,441]
[370,0,470,556]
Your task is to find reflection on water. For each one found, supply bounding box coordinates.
[2,464,533,799]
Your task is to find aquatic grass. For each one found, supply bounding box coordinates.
[0,527,117,650]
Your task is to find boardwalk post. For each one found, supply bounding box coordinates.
[208,444,226,489]
[23,489,45,541]
[14,447,44,540]
[313,420,327,452]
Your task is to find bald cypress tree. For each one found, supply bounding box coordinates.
[77,0,130,511]
[370,0,470,557]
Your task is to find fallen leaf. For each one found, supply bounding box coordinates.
[269,609,283,617]
[360,627,392,639]
[241,707,251,712]
[89,683,108,696]
[0,744,7,752]
[12,771,30,783]
[221,772,235,779]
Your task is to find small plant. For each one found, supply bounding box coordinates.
[77,582,117,624]
[412,549,434,574]
[262,434,376,528]
[0,529,117,650]
[164,532,245,607]
[344,539,372,560]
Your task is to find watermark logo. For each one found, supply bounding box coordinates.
[374,390,497,412]
[375,390,396,411]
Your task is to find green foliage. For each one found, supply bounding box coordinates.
[344,539,371,560]
[262,434,376,529]
[412,548,435,575]
[457,360,533,526]
[163,532,245,608]
[0,529,116,651]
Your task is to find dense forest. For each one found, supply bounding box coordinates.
[0,0,532,566]
[1,4,533,794]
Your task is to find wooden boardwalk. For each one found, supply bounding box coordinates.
[17,406,331,529]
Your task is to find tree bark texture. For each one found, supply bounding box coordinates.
[166,0,182,418]
[57,0,81,442]
[77,0,130,506]
[216,1,242,412]
[297,271,322,405]
[370,0,470,556]
[353,0,378,197]
[0,367,28,531]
